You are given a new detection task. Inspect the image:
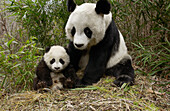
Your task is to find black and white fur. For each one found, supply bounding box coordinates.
[65,0,135,87]
[33,45,77,90]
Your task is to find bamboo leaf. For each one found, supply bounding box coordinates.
[6,38,14,48]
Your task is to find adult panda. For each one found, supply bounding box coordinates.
[65,0,135,87]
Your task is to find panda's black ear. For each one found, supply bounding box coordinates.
[45,46,51,53]
[95,0,111,14]
[67,0,76,12]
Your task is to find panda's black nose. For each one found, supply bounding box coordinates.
[55,67,60,70]
[75,43,84,48]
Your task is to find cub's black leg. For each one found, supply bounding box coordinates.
[106,58,135,87]
[36,59,53,87]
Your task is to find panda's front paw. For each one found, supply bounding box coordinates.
[114,75,134,87]
[75,79,87,88]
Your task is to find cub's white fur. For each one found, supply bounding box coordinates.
[44,46,70,72]
[44,46,70,90]
[50,72,65,90]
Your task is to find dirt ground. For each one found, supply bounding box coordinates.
[0,72,169,111]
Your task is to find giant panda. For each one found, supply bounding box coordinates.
[65,0,135,87]
[33,45,78,90]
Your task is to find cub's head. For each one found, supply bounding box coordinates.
[65,0,112,50]
[44,46,70,72]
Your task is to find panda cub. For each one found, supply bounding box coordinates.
[65,0,135,87]
[33,45,77,91]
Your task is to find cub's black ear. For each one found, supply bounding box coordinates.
[67,0,76,12]
[45,46,51,53]
[95,0,111,14]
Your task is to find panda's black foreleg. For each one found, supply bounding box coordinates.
[81,67,105,85]
[68,42,83,71]
[106,58,135,87]
[79,48,110,86]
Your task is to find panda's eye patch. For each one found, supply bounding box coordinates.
[59,58,65,65]
[84,27,92,38]
[71,27,76,37]
[50,58,55,64]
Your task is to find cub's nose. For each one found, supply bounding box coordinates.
[55,67,60,70]
[75,43,84,48]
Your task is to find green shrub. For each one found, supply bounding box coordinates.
[132,39,170,77]
[6,0,69,48]
[110,0,169,77]
[0,36,43,92]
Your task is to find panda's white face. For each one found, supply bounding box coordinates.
[44,46,70,72]
[65,3,112,50]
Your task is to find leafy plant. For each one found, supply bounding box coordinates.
[0,36,43,92]
[132,38,170,77]
[6,0,69,48]
[110,0,169,77]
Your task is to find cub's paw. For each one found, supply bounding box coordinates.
[33,78,48,90]
[64,78,75,88]
[36,81,47,89]
[114,75,134,87]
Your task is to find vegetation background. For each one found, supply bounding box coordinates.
[0,0,169,110]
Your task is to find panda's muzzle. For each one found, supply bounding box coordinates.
[54,67,60,70]
[75,43,84,48]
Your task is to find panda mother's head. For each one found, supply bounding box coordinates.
[44,46,70,72]
[65,0,112,50]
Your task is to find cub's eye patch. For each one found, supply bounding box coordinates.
[71,27,76,37]
[59,58,65,65]
[50,58,55,64]
[84,27,92,38]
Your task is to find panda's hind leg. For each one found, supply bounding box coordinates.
[106,58,135,87]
